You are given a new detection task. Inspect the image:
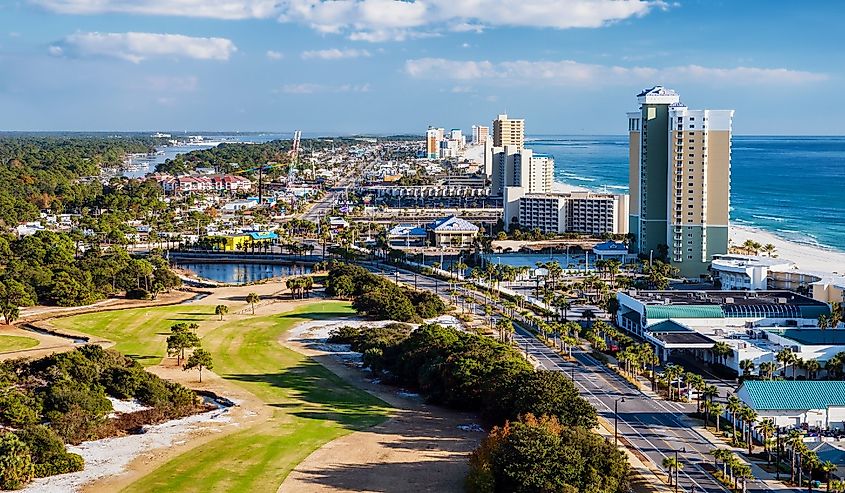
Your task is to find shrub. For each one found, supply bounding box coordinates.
[0,432,35,490]
[125,288,151,300]
[15,426,84,478]
[327,326,362,344]
[0,389,41,428]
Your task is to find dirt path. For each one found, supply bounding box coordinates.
[279,322,485,493]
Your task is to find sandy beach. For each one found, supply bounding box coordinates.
[730,225,845,274]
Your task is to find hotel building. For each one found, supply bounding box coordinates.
[425,127,444,159]
[503,187,629,236]
[491,147,553,196]
[492,114,524,148]
[627,86,734,278]
[472,125,490,145]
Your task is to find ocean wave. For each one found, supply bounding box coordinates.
[751,214,786,222]
[606,185,629,190]
[569,176,597,182]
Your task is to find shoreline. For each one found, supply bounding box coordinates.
[551,177,845,274]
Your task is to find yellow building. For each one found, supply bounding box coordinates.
[221,231,278,252]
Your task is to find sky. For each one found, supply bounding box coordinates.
[0,0,842,135]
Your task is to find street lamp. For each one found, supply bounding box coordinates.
[614,397,625,446]
[674,447,686,493]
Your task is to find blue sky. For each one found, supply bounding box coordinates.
[0,0,840,134]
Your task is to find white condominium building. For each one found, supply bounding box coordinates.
[503,187,629,235]
[491,147,553,196]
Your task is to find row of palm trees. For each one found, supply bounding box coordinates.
[708,449,753,492]
[735,239,778,257]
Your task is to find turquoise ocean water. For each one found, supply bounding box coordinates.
[526,135,845,254]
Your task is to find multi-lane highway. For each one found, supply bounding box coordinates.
[370,262,800,493]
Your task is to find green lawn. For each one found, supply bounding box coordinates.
[50,305,216,365]
[0,334,39,353]
[114,301,391,493]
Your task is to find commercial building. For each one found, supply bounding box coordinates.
[627,86,734,278]
[616,289,833,373]
[492,114,524,148]
[426,215,480,248]
[491,147,553,196]
[218,231,278,252]
[710,254,845,304]
[472,125,489,145]
[737,381,845,430]
[503,187,629,235]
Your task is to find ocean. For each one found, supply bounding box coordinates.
[526,135,845,253]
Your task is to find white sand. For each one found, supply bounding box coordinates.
[21,406,232,493]
[730,225,845,274]
[106,397,151,416]
[551,181,587,194]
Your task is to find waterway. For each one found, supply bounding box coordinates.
[174,262,311,285]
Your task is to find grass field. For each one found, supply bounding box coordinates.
[50,305,216,365]
[0,334,39,353]
[62,300,392,493]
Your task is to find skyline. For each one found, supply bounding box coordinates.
[1,0,842,134]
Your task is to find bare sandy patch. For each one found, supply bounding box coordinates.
[280,318,485,493]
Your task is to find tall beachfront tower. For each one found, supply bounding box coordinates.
[492,114,524,148]
[627,86,734,278]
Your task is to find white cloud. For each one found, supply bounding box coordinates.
[49,32,237,63]
[301,48,371,60]
[34,0,664,41]
[404,58,829,86]
[266,50,284,60]
[30,0,278,20]
[280,83,371,94]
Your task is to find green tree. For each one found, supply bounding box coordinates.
[183,348,214,382]
[215,304,229,321]
[166,323,200,365]
[246,292,260,314]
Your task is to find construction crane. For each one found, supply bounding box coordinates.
[288,130,302,185]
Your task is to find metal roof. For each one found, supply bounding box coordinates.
[428,215,479,233]
[738,381,845,411]
[765,329,845,346]
[647,320,692,332]
[645,305,725,320]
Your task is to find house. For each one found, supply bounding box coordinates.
[426,215,479,248]
[737,380,845,430]
[15,222,45,237]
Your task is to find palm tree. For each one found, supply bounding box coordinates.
[804,359,821,380]
[762,243,777,257]
[756,418,776,463]
[821,460,837,492]
[215,304,229,321]
[726,395,742,445]
[785,429,802,483]
[740,406,758,454]
[581,308,596,326]
[710,402,725,434]
[739,359,756,377]
[662,456,683,486]
[711,341,733,368]
[776,348,796,379]
[759,361,777,380]
[246,292,260,314]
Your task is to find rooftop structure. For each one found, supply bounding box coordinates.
[426,215,479,248]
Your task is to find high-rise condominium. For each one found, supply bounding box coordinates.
[627,86,734,277]
[492,114,524,148]
[472,125,489,145]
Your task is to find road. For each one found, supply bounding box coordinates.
[369,261,800,493]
